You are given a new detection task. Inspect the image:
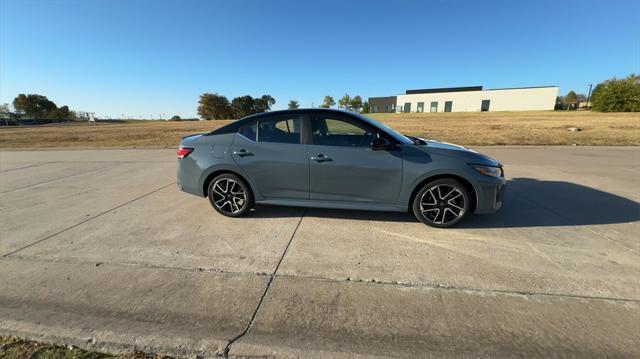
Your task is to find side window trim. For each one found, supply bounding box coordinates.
[300,114,311,145]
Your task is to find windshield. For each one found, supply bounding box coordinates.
[353,113,415,145]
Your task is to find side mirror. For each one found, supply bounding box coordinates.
[371,137,390,151]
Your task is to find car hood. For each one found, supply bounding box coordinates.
[417,138,501,167]
[419,138,477,153]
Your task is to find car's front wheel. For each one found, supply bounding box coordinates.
[412,178,470,228]
[208,173,254,217]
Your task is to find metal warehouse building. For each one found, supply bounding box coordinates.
[369,85,558,113]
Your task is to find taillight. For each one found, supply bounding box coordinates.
[177,147,194,159]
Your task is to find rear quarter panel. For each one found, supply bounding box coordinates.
[177,133,246,197]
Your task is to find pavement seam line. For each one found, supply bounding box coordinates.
[1,255,270,278]
[1,182,176,258]
[0,162,56,173]
[5,254,639,304]
[222,208,306,358]
[1,165,116,193]
[274,273,640,303]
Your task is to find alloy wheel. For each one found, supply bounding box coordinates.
[211,178,247,215]
[419,184,466,225]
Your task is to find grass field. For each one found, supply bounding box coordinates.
[0,336,172,359]
[0,111,638,148]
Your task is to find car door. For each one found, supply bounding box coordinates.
[231,114,309,200]
[308,113,403,204]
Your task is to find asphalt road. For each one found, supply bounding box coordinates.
[1,147,639,358]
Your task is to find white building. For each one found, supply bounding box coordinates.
[369,85,558,113]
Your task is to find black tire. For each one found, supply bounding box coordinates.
[207,173,254,217]
[412,178,470,228]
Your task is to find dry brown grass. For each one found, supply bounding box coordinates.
[369,111,640,146]
[0,111,638,149]
[0,120,233,149]
[0,336,174,358]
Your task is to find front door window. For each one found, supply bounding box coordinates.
[311,117,375,147]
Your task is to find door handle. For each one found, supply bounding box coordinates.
[310,154,331,162]
[233,149,253,157]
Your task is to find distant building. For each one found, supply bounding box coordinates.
[576,100,591,110]
[368,96,397,114]
[369,85,558,113]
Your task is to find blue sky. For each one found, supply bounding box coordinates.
[1,0,638,118]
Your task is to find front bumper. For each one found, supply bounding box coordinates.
[474,176,506,214]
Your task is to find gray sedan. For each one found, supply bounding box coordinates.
[177,109,505,227]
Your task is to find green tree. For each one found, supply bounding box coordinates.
[0,103,11,118]
[229,94,276,118]
[361,101,370,114]
[47,105,71,121]
[231,95,256,118]
[320,95,335,108]
[253,94,276,113]
[591,74,640,112]
[12,94,57,119]
[350,95,363,112]
[169,115,182,121]
[288,100,300,110]
[563,91,578,110]
[59,105,71,119]
[198,93,231,120]
[68,110,79,121]
[0,103,14,125]
[338,94,351,110]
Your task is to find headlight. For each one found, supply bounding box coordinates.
[470,164,502,178]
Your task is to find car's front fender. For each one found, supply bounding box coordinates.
[399,166,482,209]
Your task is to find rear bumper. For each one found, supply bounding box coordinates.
[177,159,205,197]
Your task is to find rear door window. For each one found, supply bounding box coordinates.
[258,116,301,144]
[238,121,257,141]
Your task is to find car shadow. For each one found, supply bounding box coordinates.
[459,177,639,228]
[248,178,639,228]
[250,204,416,223]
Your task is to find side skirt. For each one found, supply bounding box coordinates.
[255,198,406,213]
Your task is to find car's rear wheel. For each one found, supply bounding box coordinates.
[208,173,254,217]
[412,178,470,228]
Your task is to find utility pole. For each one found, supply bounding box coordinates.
[586,84,593,110]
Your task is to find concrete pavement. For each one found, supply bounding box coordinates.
[0,147,639,358]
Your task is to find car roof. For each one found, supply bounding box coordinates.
[246,108,351,118]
